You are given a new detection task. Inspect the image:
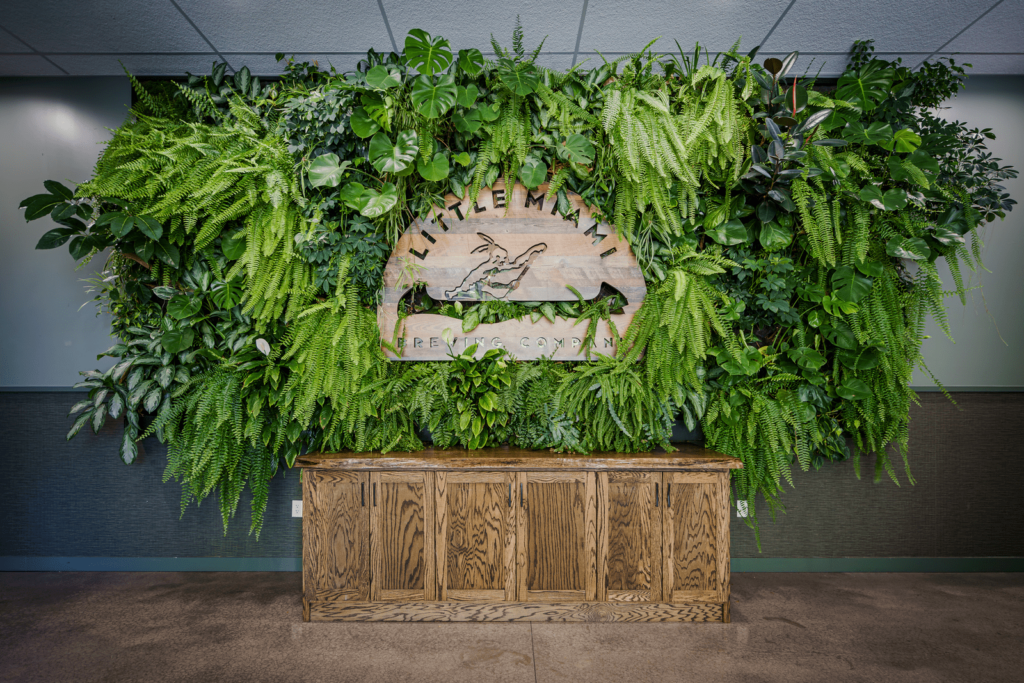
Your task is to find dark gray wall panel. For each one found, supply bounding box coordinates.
[2,391,1021,560]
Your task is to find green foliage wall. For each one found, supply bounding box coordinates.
[21,29,1016,539]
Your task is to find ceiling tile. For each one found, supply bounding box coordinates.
[0,27,33,53]
[2,1,210,53]
[177,0,393,53]
[944,0,1024,54]
[231,53,365,77]
[763,0,985,53]
[50,53,221,77]
[382,0,585,54]
[579,0,790,55]
[0,54,65,76]
[929,52,1024,75]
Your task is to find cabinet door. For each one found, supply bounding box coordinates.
[663,471,730,604]
[303,471,370,604]
[597,471,663,603]
[370,471,436,601]
[516,471,597,602]
[435,472,516,602]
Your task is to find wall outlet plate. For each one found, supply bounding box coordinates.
[736,501,749,518]
[292,500,303,517]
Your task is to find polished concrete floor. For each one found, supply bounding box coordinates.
[1,572,1021,682]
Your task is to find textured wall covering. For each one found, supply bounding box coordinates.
[1,391,1021,560]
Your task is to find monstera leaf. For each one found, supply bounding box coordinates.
[404,29,452,76]
[497,59,539,96]
[458,48,484,75]
[369,130,419,174]
[836,60,894,111]
[831,265,873,303]
[878,128,921,153]
[411,74,457,119]
[365,65,401,89]
[843,121,893,145]
[557,134,595,165]
[307,153,351,188]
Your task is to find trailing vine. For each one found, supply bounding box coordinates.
[21,27,1016,540]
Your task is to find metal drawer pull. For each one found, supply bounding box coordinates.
[520,483,525,509]
[667,483,672,508]
[361,482,365,507]
[373,482,377,506]
[508,483,512,508]
[655,483,659,507]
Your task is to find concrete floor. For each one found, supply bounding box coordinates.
[1,572,1022,682]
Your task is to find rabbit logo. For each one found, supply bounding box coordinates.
[444,233,547,300]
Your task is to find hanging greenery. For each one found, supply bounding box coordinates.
[21,28,1016,540]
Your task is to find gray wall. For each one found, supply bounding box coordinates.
[912,76,1024,390]
[0,77,129,388]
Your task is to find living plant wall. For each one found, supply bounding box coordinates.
[20,27,1016,538]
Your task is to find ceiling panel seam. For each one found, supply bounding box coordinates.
[167,0,234,73]
[914,0,1005,69]
[377,0,398,54]
[0,23,69,74]
[760,0,799,48]
[571,0,590,67]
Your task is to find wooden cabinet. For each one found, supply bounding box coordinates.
[300,447,740,623]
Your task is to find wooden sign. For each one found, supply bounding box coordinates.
[378,181,647,360]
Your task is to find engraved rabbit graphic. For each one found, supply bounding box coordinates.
[444,233,547,300]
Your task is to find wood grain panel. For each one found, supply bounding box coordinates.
[297,445,742,471]
[608,590,652,602]
[665,473,719,602]
[370,472,435,600]
[302,471,368,604]
[446,589,506,602]
[308,601,725,622]
[525,480,585,592]
[445,480,507,591]
[606,476,654,593]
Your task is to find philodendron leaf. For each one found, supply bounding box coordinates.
[837,377,872,400]
[167,293,202,320]
[417,153,449,182]
[365,65,401,89]
[705,218,751,246]
[349,106,380,138]
[837,347,882,371]
[221,232,246,260]
[497,59,539,96]
[461,307,481,333]
[453,108,482,133]
[357,183,399,218]
[789,347,827,371]
[519,160,547,188]
[882,188,908,211]
[758,221,792,251]
[161,328,194,354]
[453,152,472,166]
[831,265,873,303]
[557,134,595,165]
[307,153,351,188]
[411,74,457,119]
[404,29,453,76]
[843,121,893,145]
[458,48,484,75]
[456,84,479,108]
[369,130,419,174]
[878,128,921,153]
[886,236,931,261]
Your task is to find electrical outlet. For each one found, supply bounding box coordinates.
[736,501,748,518]
[292,500,303,517]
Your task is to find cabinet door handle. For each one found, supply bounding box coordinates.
[667,483,672,508]
[373,482,377,507]
[508,483,512,508]
[520,483,526,509]
[361,482,365,507]
[655,483,659,507]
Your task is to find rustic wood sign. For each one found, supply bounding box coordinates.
[378,181,647,360]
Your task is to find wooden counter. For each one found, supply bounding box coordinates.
[297,446,742,623]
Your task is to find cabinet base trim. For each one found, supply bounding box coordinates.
[305,599,727,622]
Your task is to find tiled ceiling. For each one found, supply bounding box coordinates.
[0,0,1021,78]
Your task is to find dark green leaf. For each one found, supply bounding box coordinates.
[843,121,893,145]
[417,153,449,182]
[221,232,246,260]
[365,65,402,89]
[558,134,595,165]
[68,236,91,260]
[168,294,203,320]
[411,74,457,119]
[878,128,921,153]
[350,106,380,138]
[404,29,453,77]
[135,216,163,240]
[456,84,479,107]
[519,160,547,188]
[758,221,792,251]
[458,48,484,75]
[308,153,351,188]
[161,328,194,354]
[109,213,134,238]
[789,347,826,371]
[20,193,63,220]
[357,182,399,218]
[886,237,931,261]
[35,228,72,250]
[837,377,872,400]
[43,180,74,200]
[497,59,539,96]
[154,241,180,268]
[369,130,419,174]
[831,265,873,303]
[705,218,750,246]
